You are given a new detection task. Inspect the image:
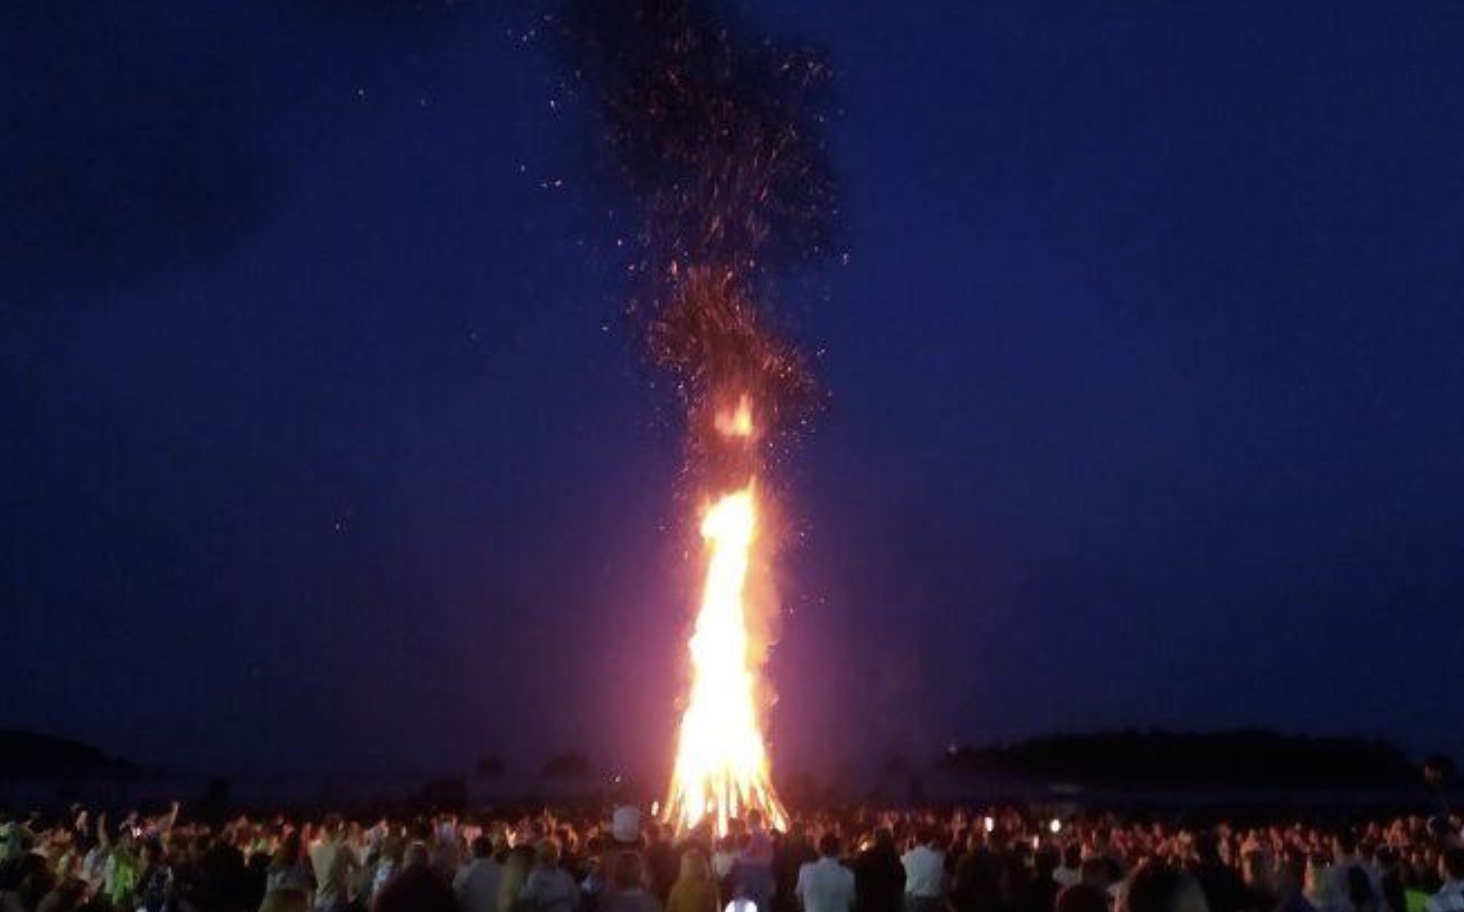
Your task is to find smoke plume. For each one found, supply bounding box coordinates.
[558,0,840,474]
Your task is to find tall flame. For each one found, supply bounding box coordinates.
[664,402,787,836]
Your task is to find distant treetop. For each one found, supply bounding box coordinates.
[940,729,1424,789]
[0,729,138,780]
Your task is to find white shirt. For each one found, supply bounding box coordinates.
[902,845,945,898]
[1426,881,1464,912]
[1328,857,1388,912]
[523,866,581,912]
[456,857,505,912]
[797,858,855,912]
[310,838,358,909]
[80,847,107,887]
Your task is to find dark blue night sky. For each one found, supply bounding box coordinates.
[3,0,1463,782]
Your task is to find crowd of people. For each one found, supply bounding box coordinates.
[2,802,1461,912]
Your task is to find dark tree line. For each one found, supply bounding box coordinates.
[941,729,1429,788]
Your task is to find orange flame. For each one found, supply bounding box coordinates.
[664,400,787,836]
[713,394,755,438]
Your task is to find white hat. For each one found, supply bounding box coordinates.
[611,805,642,844]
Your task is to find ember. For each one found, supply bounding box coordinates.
[559,0,840,835]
